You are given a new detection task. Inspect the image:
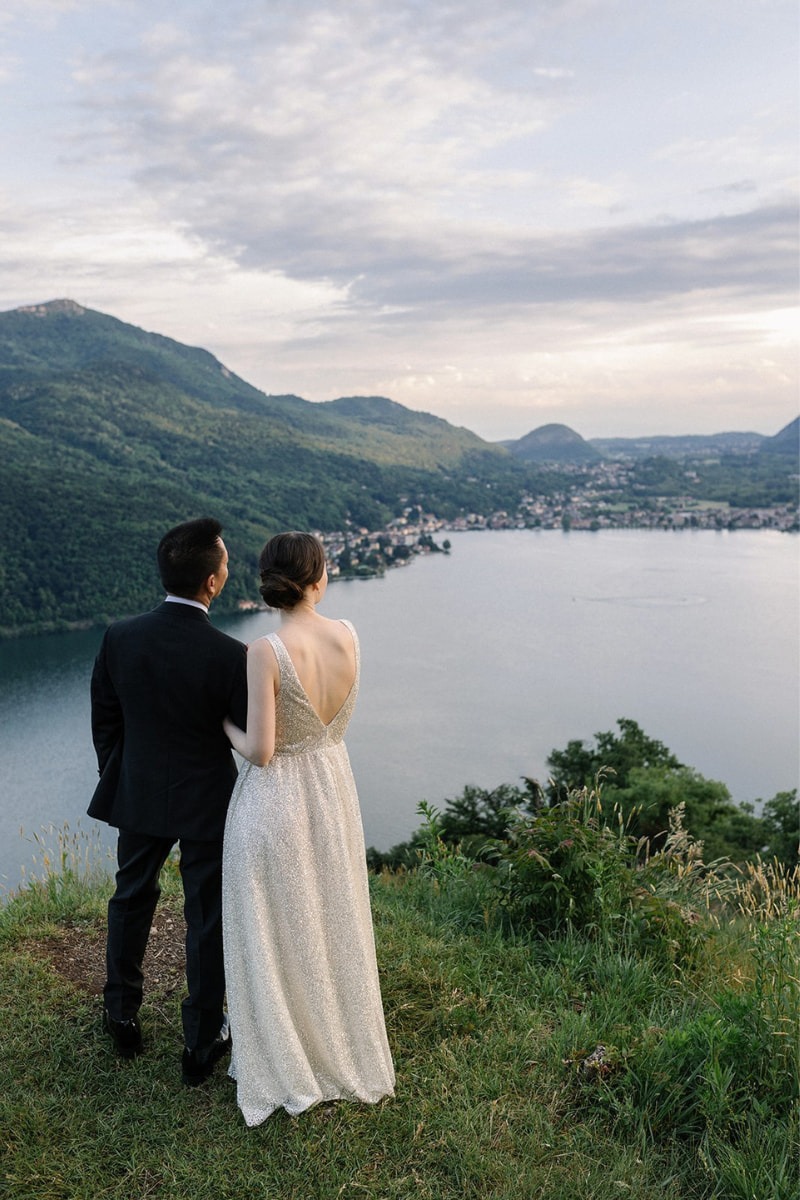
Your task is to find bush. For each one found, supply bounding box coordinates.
[760,789,800,867]
[494,779,638,939]
[366,780,540,869]
[544,718,773,863]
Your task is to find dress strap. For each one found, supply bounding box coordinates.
[339,620,360,675]
[264,632,289,677]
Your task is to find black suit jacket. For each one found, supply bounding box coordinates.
[88,601,248,842]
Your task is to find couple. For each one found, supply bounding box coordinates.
[89,518,394,1125]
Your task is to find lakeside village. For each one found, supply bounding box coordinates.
[236,462,798,597]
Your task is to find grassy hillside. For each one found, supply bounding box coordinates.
[0,301,543,636]
[1,808,797,1200]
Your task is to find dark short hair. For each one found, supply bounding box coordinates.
[259,532,325,610]
[157,517,225,597]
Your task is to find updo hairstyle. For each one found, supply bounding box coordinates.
[259,531,326,610]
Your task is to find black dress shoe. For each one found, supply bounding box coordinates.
[103,1008,143,1058]
[181,1021,232,1087]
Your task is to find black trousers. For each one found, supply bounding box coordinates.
[104,829,225,1052]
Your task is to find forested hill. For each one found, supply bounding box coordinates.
[0,299,543,637]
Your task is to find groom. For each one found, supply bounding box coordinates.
[89,517,248,1086]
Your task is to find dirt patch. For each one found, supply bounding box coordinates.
[26,900,186,998]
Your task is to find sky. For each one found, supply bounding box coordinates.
[1,0,797,440]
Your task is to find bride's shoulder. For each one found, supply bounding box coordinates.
[315,614,357,647]
[247,635,281,663]
[326,616,356,636]
[334,618,358,656]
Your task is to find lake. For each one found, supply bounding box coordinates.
[1,529,797,895]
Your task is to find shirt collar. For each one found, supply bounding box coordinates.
[164,594,209,613]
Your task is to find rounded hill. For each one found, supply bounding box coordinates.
[505,423,601,464]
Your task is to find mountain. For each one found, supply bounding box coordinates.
[589,431,766,459]
[0,299,541,637]
[758,416,799,457]
[0,298,268,409]
[503,423,601,464]
[504,422,797,464]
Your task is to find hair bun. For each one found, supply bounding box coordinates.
[257,531,326,610]
[259,568,304,610]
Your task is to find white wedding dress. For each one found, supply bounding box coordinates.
[222,622,395,1126]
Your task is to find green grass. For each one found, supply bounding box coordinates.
[1,849,798,1200]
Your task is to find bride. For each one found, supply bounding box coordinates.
[221,531,395,1126]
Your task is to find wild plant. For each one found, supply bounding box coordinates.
[727,857,800,1097]
[411,800,501,932]
[1,821,113,931]
[631,802,734,963]
[415,801,469,875]
[494,776,639,940]
[573,834,800,1196]
[22,821,114,885]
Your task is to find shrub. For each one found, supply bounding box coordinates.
[760,790,800,867]
[494,779,638,939]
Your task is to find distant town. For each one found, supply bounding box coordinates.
[274,458,799,588]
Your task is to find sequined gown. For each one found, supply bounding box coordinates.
[222,622,395,1126]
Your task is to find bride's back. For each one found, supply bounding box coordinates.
[276,617,356,727]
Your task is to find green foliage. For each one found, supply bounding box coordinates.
[546,717,682,799]
[0,830,113,945]
[407,801,499,932]
[629,450,800,508]
[495,781,638,938]
[612,766,765,861]
[402,784,711,966]
[732,857,800,1063]
[582,858,800,1200]
[431,781,541,852]
[367,782,539,870]
[545,717,771,863]
[596,994,792,1138]
[370,725,792,975]
[761,789,800,867]
[407,783,799,1193]
[398,806,799,1197]
[370,720,793,876]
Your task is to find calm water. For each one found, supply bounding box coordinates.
[1,530,797,894]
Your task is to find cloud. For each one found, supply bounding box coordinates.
[60,4,795,315]
[0,0,796,438]
[345,203,798,313]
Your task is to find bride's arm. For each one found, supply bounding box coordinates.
[223,639,278,766]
